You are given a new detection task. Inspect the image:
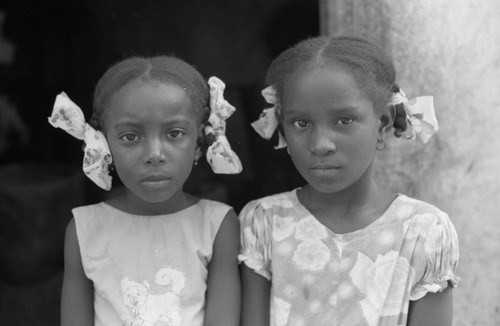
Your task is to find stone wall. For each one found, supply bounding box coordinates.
[320,1,500,325]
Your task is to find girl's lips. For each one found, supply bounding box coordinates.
[142,175,170,182]
[310,164,341,170]
[141,177,170,190]
[309,165,341,177]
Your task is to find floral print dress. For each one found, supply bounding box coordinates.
[238,189,459,326]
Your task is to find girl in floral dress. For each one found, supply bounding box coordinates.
[49,56,242,326]
[239,36,459,326]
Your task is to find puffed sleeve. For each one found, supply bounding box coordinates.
[411,210,460,300]
[238,200,273,280]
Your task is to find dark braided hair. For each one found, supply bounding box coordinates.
[90,55,212,150]
[265,36,407,137]
[390,85,409,137]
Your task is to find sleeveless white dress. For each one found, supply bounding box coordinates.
[73,199,231,326]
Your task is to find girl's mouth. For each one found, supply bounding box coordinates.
[310,164,341,170]
[142,175,170,182]
[141,175,171,189]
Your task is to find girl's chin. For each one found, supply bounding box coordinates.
[128,188,184,206]
[309,185,345,195]
[303,178,349,195]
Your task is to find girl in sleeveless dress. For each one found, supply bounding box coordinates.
[49,55,242,326]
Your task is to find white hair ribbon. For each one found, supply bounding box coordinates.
[390,89,439,144]
[205,76,242,174]
[250,86,287,149]
[48,92,113,190]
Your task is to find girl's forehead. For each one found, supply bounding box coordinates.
[103,81,198,123]
[284,66,363,102]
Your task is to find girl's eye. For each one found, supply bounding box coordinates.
[167,129,185,138]
[119,133,138,142]
[337,117,354,125]
[293,120,310,128]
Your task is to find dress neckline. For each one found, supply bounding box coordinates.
[290,188,402,237]
[100,199,204,218]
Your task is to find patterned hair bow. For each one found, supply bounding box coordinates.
[48,92,113,190]
[204,76,242,174]
[390,89,439,144]
[250,86,287,149]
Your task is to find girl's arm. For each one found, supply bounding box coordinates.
[204,210,241,326]
[61,218,94,326]
[240,264,271,326]
[407,286,453,326]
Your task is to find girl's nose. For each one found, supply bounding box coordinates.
[310,127,336,156]
[144,138,167,165]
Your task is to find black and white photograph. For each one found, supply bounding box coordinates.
[0,1,498,325]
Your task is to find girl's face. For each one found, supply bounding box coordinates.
[282,66,382,195]
[103,80,200,207]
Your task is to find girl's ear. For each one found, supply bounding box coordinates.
[195,123,205,161]
[194,146,203,161]
[378,108,393,135]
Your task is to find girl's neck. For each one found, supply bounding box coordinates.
[299,165,395,223]
[106,187,199,216]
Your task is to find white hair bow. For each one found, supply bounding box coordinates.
[48,92,113,190]
[390,89,439,144]
[250,86,287,149]
[204,76,242,174]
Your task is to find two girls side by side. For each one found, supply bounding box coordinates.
[52,36,458,326]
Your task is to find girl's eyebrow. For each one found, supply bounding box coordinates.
[112,121,140,129]
[286,105,361,115]
[329,106,361,114]
[112,117,193,129]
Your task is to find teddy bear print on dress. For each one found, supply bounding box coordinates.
[120,268,186,326]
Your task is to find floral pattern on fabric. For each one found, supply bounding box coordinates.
[239,189,459,326]
[48,92,113,190]
[121,268,185,326]
[204,76,242,174]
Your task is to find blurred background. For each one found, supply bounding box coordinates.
[0,0,498,325]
